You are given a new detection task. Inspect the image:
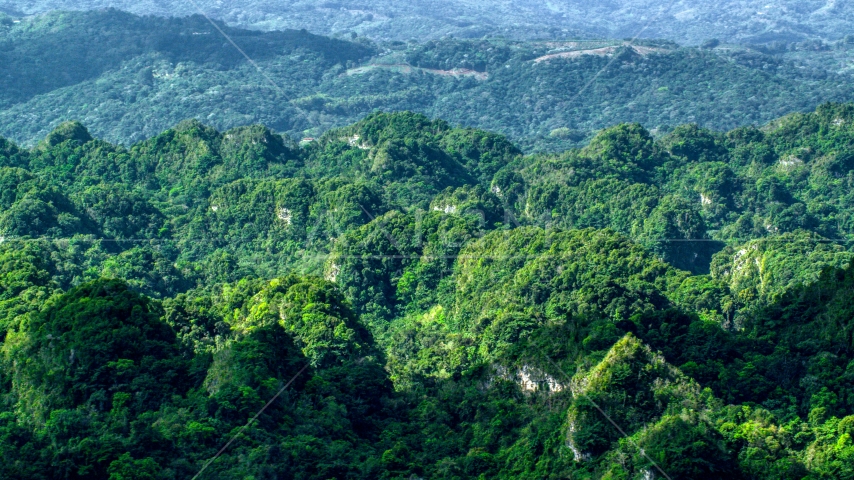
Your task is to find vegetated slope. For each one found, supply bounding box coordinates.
[2,106,854,477]
[2,10,854,152]
[0,9,373,108]
[0,9,376,143]
[2,0,854,46]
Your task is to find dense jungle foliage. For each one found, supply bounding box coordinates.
[2,10,854,152]
[2,103,854,478]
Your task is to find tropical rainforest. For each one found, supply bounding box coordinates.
[1,10,854,152]
[2,100,854,478]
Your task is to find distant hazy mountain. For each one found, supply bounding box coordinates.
[1,0,851,45]
[1,10,853,151]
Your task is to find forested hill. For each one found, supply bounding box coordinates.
[2,10,854,151]
[0,9,373,108]
[2,105,854,477]
[2,0,853,46]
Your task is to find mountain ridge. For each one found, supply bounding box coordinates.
[2,0,853,46]
[2,10,854,153]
